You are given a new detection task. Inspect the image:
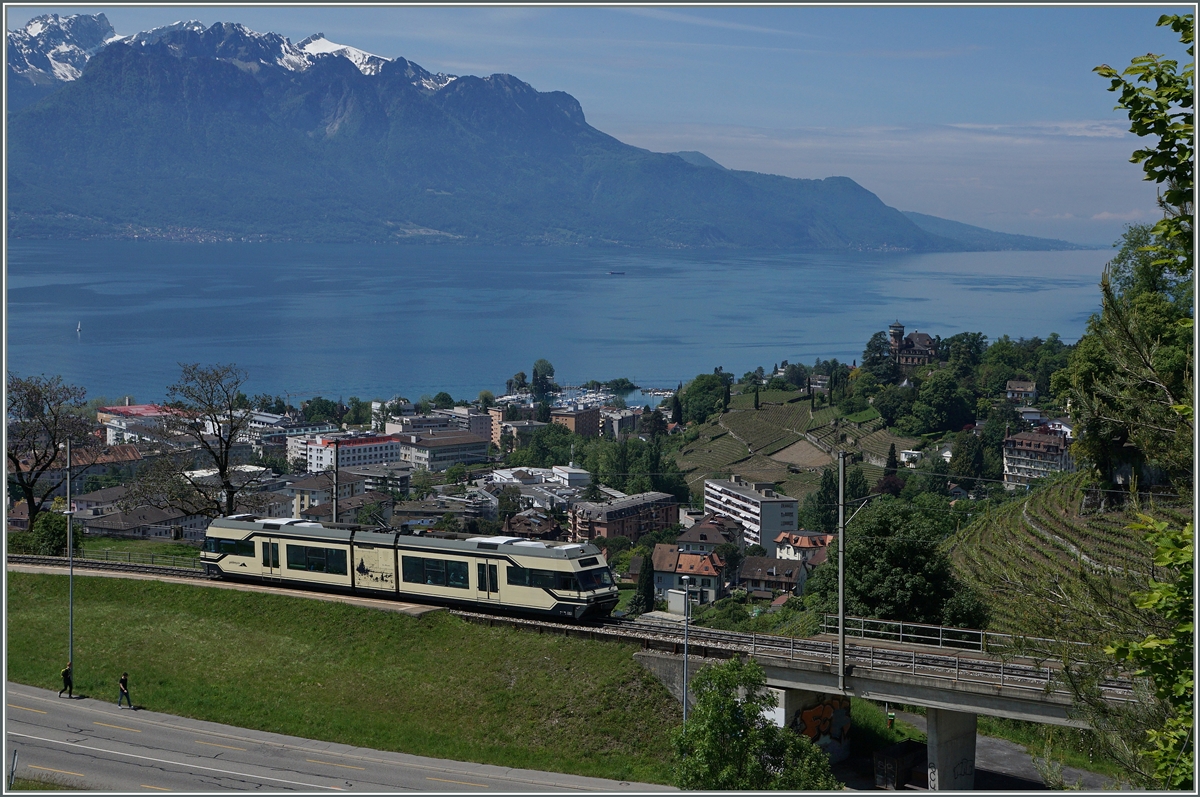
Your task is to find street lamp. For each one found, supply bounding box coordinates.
[681,574,691,727]
[60,440,74,670]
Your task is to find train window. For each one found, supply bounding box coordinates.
[261,542,279,568]
[576,567,614,591]
[477,563,499,592]
[206,538,254,556]
[402,556,469,589]
[508,566,574,590]
[285,544,347,575]
[578,557,599,567]
[507,565,529,587]
[555,572,580,591]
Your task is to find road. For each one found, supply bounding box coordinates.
[5,683,671,792]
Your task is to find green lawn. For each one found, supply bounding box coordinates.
[80,537,202,558]
[7,573,679,784]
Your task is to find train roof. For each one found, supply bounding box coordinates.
[209,516,602,560]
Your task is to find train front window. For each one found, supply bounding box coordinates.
[576,567,614,591]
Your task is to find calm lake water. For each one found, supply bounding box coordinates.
[6,241,1110,403]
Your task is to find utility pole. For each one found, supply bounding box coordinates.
[62,440,75,670]
[681,574,691,728]
[837,449,846,693]
[332,439,340,525]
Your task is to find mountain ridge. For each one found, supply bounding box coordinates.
[6,15,1087,250]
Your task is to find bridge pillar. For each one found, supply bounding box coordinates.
[770,688,851,763]
[926,708,977,790]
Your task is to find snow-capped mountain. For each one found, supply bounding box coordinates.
[7,13,123,82]
[7,13,457,109]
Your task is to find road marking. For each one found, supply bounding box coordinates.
[95,721,141,732]
[307,758,365,770]
[195,740,246,751]
[7,732,342,790]
[28,765,84,777]
[7,703,47,714]
[427,776,489,787]
[141,785,171,791]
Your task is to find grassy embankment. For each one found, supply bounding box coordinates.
[7,572,679,784]
[8,572,940,785]
[80,538,201,558]
[672,389,915,503]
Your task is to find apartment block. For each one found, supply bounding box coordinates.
[703,474,798,552]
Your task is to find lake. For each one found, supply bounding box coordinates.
[5,240,1111,404]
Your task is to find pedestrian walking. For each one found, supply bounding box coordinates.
[117,672,131,708]
[58,661,73,698]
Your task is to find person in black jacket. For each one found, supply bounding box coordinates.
[117,672,131,708]
[59,661,72,698]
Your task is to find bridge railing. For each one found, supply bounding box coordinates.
[821,614,1091,655]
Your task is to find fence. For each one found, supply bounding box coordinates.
[822,614,1092,655]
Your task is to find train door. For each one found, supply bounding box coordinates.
[476,560,499,603]
[261,539,281,582]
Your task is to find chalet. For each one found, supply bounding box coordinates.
[739,555,807,597]
[651,543,725,604]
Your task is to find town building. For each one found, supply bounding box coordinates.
[385,414,452,435]
[500,508,564,540]
[1003,428,1075,489]
[302,433,401,472]
[71,485,130,517]
[282,471,368,516]
[432,406,494,440]
[675,514,743,554]
[600,407,639,438]
[496,420,547,450]
[703,475,798,550]
[888,321,938,366]
[299,491,395,525]
[738,556,808,597]
[393,430,490,471]
[773,531,834,565]
[8,444,143,500]
[1006,380,1038,404]
[337,462,412,494]
[81,505,209,541]
[488,405,536,445]
[96,404,173,445]
[568,491,679,543]
[650,543,725,604]
[550,406,601,438]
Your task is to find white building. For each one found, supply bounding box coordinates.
[703,475,798,551]
[302,433,401,472]
[1003,429,1075,489]
[395,430,490,471]
[432,406,494,440]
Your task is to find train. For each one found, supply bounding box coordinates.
[200,515,621,620]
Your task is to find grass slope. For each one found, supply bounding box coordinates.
[6,573,678,783]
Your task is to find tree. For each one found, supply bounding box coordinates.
[630,546,657,615]
[680,374,726,424]
[497,486,522,523]
[714,541,744,581]
[638,408,667,439]
[344,396,372,426]
[670,393,683,425]
[6,373,94,533]
[14,502,85,556]
[125,363,271,518]
[753,383,760,410]
[1105,518,1194,789]
[444,463,467,484]
[800,467,838,534]
[1058,14,1194,490]
[671,657,842,790]
[948,431,984,490]
[804,498,986,627]
[477,390,495,410]
[846,466,869,503]
[534,400,552,423]
[884,443,899,477]
[531,359,556,399]
[1095,14,1193,278]
[861,330,899,383]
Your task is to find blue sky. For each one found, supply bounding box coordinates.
[9,4,1192,245]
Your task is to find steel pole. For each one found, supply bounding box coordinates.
[682,576,690,728]
[332,439,340,524]
[66,439,74,668]
[837,449,846,693]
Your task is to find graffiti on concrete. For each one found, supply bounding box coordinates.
[791,695,851,755]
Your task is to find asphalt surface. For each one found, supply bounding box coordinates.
[5,682,672,792]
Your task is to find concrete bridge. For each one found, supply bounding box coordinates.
[629,617,1132,791]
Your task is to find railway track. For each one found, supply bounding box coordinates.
[9,555,1134,698]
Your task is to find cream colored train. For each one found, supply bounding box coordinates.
[201,516,620,620]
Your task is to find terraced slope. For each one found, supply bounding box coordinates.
[946,473,1189,642]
